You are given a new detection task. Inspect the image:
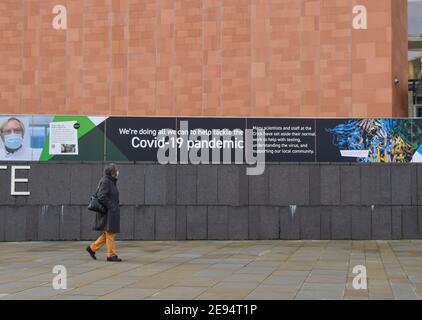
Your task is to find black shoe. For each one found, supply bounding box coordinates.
[86,246,97,260]
[106,255,122,262]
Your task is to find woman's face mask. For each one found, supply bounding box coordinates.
[4,133,23,150]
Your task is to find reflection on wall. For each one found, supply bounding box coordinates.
[408,54,422,79]
[408,1,422,81]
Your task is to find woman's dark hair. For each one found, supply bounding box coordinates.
[104,163,117,176]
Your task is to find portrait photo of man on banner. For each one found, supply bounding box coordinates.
[0,116,32,161]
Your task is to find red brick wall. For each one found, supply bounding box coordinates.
[0,0,408,117]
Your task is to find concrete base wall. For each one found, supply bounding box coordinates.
[1,162,421,241]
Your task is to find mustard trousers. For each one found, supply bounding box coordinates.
[90,232,116,257]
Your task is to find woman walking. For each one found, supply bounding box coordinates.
[86,163,122,262]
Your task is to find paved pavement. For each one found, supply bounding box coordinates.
[1,240,422,300]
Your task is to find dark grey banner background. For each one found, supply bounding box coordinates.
[103,117,422,163]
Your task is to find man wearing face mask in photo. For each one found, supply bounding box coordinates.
[0,117,32,160]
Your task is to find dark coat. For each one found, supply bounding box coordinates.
[93,175,120,233]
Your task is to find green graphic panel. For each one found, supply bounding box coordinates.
[39,116,105,161]
[104,136,129,161]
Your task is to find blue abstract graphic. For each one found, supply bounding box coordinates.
[326,119,416,163]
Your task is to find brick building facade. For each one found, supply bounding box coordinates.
[0,0,408,117]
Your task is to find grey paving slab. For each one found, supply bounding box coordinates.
[262,275,305,288]
[1,240,422,300]
[149,286,207,299]
[390,282,420,300]
[97,288,158,300]
[296,283,345,300]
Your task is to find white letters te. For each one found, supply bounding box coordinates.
[0,165,31,196]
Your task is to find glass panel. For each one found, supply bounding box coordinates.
[408,0,422,79]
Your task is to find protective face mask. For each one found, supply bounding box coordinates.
[116,170,120,178]
[4,133,23,150]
